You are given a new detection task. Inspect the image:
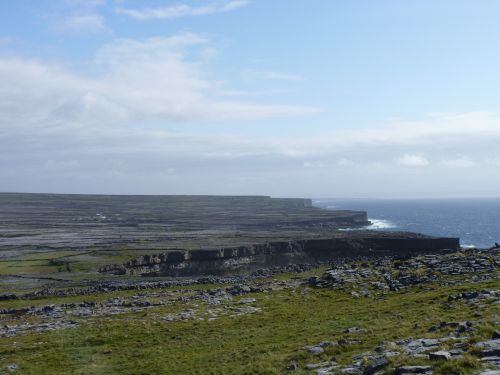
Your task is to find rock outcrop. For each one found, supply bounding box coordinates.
[100,232,460,276]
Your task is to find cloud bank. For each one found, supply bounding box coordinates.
[0,33,319,137]
[1,31,499,197]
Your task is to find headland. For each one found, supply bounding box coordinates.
[0,193,498,374]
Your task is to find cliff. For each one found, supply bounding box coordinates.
[100,232,460,277]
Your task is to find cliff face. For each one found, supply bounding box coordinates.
[100,233,460,277]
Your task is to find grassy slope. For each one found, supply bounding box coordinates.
[0,273,498,375]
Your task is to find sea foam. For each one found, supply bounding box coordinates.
[366,219,397,230]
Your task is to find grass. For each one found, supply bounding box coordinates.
[433,354,481,375]
[0,273,498,374]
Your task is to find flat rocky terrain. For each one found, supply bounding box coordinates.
[0,193,371,291]
[0,193,459,292]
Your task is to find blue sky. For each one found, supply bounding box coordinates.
[1,1,500,197]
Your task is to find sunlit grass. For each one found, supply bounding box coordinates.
[0,273,498,374]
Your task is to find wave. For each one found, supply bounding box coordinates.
[460,244,476,249]
[366,219,397,230]
[338,218,397,231]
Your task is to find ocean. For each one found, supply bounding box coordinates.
[314,198,500,249]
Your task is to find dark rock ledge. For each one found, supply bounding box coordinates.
[99,231,460,277]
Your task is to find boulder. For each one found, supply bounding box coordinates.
[304,361,337,370]
[475,339,500,357]
[345,327,367,334]
[429,350,451,360]
[341,367,361,374]
[362,356,388,374]
[395,365,432,374]
[308,346,325,355]
[7,364,19,372]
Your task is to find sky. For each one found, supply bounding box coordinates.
[1,0,500,198]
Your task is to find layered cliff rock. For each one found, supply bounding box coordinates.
[100,232,460,277]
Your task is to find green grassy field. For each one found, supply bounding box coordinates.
[0,269,498,375]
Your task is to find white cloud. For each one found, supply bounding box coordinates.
[2,108,500,195]
[265,112,500,158]
[0,33,319,137]
[62,14,110,33]
[64,0,106,8]
[395,153,430,167]
[222,0,249,11]
[46,0,110,35]
[116,1,249,20]
[1,28,500,196]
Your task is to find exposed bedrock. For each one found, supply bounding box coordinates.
[100,232,460,277]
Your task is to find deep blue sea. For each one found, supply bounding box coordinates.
[314,198,500,249]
